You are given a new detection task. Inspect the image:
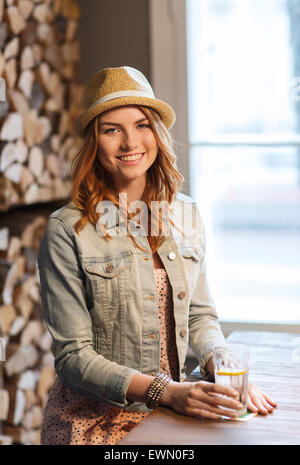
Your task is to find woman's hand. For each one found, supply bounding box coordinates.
[159,380,243,420]
[246,382,277,415]
[204,356,277,416]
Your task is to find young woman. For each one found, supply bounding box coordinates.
[38,66,276,445]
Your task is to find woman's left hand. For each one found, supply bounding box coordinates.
[247,383,277,414]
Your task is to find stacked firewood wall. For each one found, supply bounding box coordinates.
[0,0,83,445]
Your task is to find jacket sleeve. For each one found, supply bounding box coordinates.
[37,216,139,407]
[187,205,229,379]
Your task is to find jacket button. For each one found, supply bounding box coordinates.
[180,329,187,337]
[106,263,114,272]
[178,291,186,299]
[168,252,176,260]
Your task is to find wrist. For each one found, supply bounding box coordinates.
[126,373,155,403]
[158,381,178,407]
[145,372,172,409]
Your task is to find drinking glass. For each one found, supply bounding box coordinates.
[213,343,249,416]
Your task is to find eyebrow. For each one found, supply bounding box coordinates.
[99,117,149,127]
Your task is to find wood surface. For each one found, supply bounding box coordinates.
[119,331,300,445]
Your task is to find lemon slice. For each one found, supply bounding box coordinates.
[216,370,248,376]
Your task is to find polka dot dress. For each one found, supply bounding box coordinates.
[155,269,179,381]
[41,268,179,445]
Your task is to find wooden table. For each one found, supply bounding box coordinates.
[119,331,300,445]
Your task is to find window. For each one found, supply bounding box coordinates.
[186,0,300,324]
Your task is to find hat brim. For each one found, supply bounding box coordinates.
[74,96,176,137]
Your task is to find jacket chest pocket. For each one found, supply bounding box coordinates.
[83,252,132,307]
[180,246,203,262]
[180,245,203,287]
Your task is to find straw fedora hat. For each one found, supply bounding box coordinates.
[74,66,176,138]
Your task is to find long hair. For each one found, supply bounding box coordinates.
[70,105,184,254]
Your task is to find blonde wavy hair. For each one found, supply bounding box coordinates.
[71,105,184,253]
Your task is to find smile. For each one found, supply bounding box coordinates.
[116,153,145,164]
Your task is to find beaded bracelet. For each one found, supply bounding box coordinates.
[145,372,172,409]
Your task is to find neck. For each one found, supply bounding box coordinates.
[114,176,146,205]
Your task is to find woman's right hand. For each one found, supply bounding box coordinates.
[159,380,243,420]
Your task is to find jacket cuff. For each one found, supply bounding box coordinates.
[105,366,140,408]
[199,347,215,380]
[199,344,230,381]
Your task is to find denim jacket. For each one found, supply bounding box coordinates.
[37,193,228,412]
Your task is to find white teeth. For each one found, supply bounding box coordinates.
[118,154,143,162]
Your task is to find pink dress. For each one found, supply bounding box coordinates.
[41,269,179,445]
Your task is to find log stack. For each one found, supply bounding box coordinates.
[0,202,68,444]
[0,201,71,444]
[0,0,84,445]
[0,0,83,211]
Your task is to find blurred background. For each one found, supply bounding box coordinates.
[187,0,300,329]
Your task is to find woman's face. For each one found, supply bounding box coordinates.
[97,105,158,187]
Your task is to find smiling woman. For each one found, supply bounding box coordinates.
[70,72,183,256]
[97,106,159,199]
[38,66,276,446]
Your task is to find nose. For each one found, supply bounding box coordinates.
[120,129,138,151]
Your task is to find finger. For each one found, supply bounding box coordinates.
[248,392,269,414]
[249,383,277,408]
[203,392,243,412]
[248,386,275,413]
[247,396,258,413]
[192,385,242,411]
[193,409,222,421]
[200,382,238,399]
[200,401,241,419]
[260,396,275,412]
[189,400,239,419]
[193,406,237,420]
[213,406,240,419]
[262,392,277,408]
